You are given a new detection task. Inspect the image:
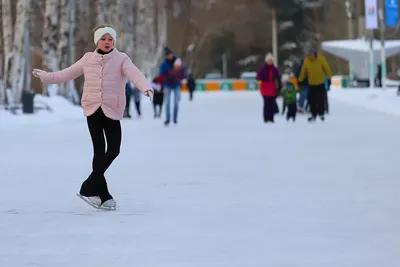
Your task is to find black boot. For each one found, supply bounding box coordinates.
[308,116,316,122]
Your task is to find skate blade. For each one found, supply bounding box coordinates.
[76,194,116,211]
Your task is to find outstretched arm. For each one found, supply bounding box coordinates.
[122,57,153,94]
[38,53,88,84]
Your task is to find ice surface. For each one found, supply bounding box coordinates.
[1,91,400,267]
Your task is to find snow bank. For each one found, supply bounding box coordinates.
[329,87,400,116]
[0,94,83,131]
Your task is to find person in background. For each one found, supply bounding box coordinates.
[161,57,187,125]
[295,58,309,114]
[124,81,133,118]
[375,64,382,87]
[152,75,164,118]
[281,74,298,121]
[298,48,332,122]
[256,53,281,123]
[324,76,330,114]
[132,87,142,118]
[187,73,196,101]
[159,47,182,125]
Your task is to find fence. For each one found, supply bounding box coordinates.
[181,79,260,92]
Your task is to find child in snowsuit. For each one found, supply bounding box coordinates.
[152,75,164,118]
[281,80,298,121]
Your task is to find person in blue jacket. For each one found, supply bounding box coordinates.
[324,76,330,114]
[159,47,185,125]
[296,59,309,113]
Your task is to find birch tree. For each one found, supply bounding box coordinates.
[57,0,70,71]
[97,0,110,25]
[152,0,167,68]
[110,0,125,51]
[42,0,59,72]
[9,0,30,102]
[57,0,77,97]
[1,0,13,103]
[77,0,90,51]
[121,0,135,59]
[135,0,156,73]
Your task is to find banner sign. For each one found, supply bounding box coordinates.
[365,0,378,29]
[385,0,398,27]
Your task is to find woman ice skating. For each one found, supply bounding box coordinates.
[32,25,154,210]
[256,53,281,123]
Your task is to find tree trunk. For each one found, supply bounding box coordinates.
[1,0,13,103]
[77,0,90,50]
[42,0,59,72]
[76,0,90,94]
[136,0,156,73]
[57,0,70,96]
[57,0,69,70]
[152,0,167,69]
[96,0,110,25]
[110,0,125,51]
[117,0,135,58]
[10,0,30,103]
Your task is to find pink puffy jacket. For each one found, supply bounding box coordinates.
[40,49,152,120]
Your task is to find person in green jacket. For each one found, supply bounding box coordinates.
[281,80,298,121]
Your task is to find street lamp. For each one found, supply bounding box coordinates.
[345,0,354,84]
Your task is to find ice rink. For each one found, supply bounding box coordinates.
[1,91,400,267]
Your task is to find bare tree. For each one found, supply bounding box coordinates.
[96,0,110,25]
[1,0,13,103]
[42,0,58,72]
[135,0,156,72]
[9,0,31,102]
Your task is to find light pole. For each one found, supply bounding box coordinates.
[345,0,354,84]
[378,6,386,89]
[272,8,278,67]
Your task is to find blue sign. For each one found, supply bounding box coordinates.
[385,0,398,27]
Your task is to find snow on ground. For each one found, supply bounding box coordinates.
[329,87,400,116]
[1,91,400,267]
[0,95,82,131]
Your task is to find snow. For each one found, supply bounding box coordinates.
[1,91,400,267]
[322,39,400,52]
[0,94,82,131]
[329,87,400,116]
[321,39,400,79]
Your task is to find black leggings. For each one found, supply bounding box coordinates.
[80,108,121,202]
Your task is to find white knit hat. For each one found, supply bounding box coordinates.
[94,26,117,45]
[174,58,182,66]
[265,53,274,63]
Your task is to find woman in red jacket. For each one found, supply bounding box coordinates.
[256,53,282,123]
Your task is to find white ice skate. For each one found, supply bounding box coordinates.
[101,199,117,210]
[88,196,101,206]
[76,194,116,211]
